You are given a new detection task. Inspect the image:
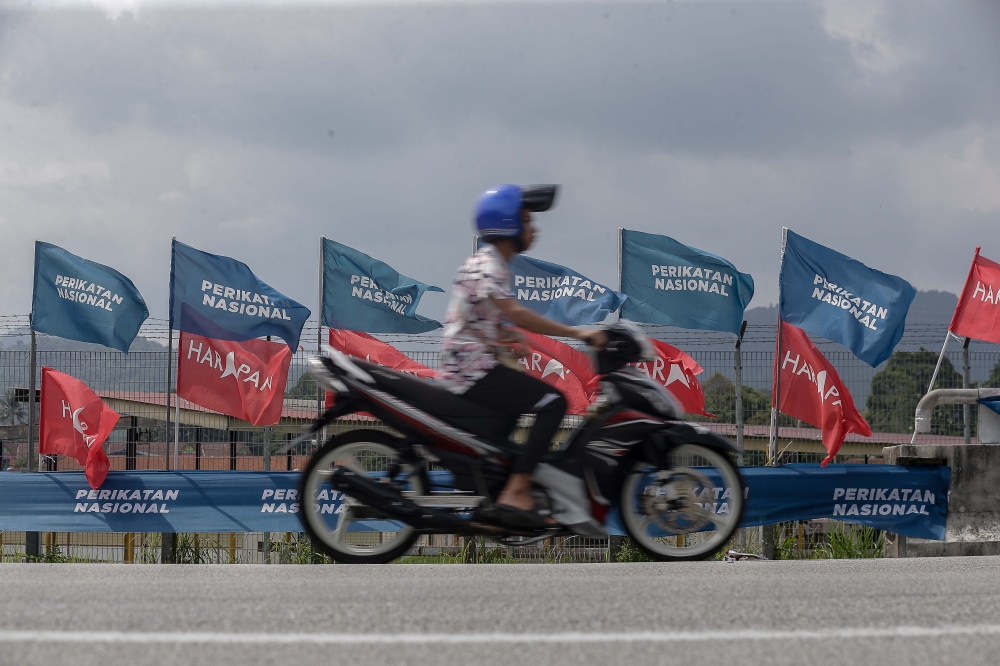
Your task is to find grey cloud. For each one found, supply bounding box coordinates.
[4,3,998,159]
[0,2,998,321]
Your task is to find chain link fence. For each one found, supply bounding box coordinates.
[0,317,992,563]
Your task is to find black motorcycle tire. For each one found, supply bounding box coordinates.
[299,430,421,564]
[620,443,745,562]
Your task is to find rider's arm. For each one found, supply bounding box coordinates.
[489,296,606,347]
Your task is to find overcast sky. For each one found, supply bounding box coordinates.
[1,0,999,324]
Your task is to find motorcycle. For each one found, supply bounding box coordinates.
[297,322,744,563]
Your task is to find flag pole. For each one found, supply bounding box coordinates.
[617,228,623,322]
[26,314,37,473]
[911,331,953,444]
[173,388,180,470]
[768,228,788,466]
[734,320,747,467]
[317,237,325,420]
[166,237,175,470]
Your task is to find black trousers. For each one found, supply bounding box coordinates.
[462,364,567,475]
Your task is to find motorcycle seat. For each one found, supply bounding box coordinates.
[354,361,518,446]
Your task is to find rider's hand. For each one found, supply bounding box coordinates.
[576,329,607,349]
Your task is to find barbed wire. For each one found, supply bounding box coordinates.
[0,313,991,352]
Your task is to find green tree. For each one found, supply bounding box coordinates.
[698,373,794,426]
[865,349,964,435]
[285,371,318,399]
[984,361,1000,389]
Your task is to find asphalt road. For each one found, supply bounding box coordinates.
[2,558,1000,666]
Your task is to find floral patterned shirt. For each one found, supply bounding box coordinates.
[440,244,513,393]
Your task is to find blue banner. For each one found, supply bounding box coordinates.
[31,242,149,353]
[779,229,916,367]
[619,229,754,336]
[0,464,949,540]
[321,238,443,334]
[477,239,626,325]
[169,240,310,350]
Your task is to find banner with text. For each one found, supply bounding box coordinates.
[779,229,915,367]
[949,247,1000,345]
[619,229,754,336]
[322,238,443,334]
[31,241,149,352]
[476,239,626,325]
[177,331,293,426]
[169,240,310,350]
[0,465,949,540]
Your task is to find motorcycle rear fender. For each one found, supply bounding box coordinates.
[639,422,738,468]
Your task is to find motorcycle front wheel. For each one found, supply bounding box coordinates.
[620,443,744,562]
[299,430,423,564]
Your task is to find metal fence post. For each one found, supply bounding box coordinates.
[126,415,137,471]
[229,421,237,471]
[263,426,271,564]
[964,337,972,445]
[161,532,176,564]
[25,319,40,559]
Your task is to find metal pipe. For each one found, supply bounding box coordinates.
[914,388,1000,435]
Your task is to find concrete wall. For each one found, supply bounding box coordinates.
[883,443,1000,557]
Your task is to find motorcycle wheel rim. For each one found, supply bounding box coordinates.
[621,444,742,559]
[302,441,423,559]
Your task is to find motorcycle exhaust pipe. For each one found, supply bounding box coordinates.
[329,467,471,531]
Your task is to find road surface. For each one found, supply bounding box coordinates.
[2,557,1000,665]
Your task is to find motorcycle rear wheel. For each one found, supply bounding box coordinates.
[620,443,744,562]
[299,430,423,564]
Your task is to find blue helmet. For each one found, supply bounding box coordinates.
[474,184,558,237]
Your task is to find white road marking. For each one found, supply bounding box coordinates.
[1,626,1000,645]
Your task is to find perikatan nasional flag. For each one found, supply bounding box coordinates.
[31,242,149,352]
[619,229,753,336]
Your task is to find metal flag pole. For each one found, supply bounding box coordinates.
[767,228,789,467]
[166,237,175,470]
[734,320,747,467]
[173,385,180,470]
[963,336,972,445]
[26,314,37,472]
[617,228,623,322]
[912,331,954,444]
[317,236,325,419]
[25,313,40,560]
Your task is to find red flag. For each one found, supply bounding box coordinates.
[630,339,713,418]
[39,367,118,489]
[774,321,871,465]
[516,330,597,415]
[949,248,1000,344]
[328,329,436,379]
[177,331,292,426]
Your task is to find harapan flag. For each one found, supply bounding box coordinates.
[177,331,292,426]
[774,321,871,465]
[328,329,436,379]
[39,367,119,489]
[631,338,712,418]
[516,330,597,415]
[949,247,1000,344]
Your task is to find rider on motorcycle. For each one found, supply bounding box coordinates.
[440,184,607,529]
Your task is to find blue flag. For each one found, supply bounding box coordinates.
[169,240,310,350]
[321,238,443,333]
[31,242,149,352]
[476,239,626,325]
[619,229,754,336]
[779,229,915,367]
